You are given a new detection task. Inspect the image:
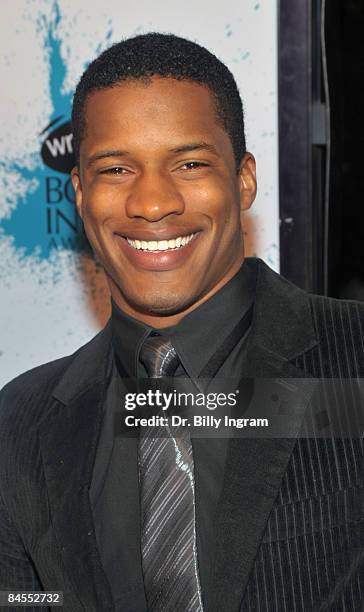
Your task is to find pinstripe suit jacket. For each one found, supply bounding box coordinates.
[0,258,363,612]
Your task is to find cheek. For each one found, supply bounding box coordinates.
[81,186,121,232]
[199,186,242,264]
[79,199,114,262]
[198,183,240,236]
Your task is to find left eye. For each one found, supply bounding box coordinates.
[100,167,127,175]
[181,161,208,170]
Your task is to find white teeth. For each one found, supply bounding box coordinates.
[126,233,196,251]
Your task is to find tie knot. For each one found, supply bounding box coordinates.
[140,335,181,378]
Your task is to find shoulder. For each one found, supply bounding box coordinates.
[0,354,72,457]
[0,321,111,436]
[0,322,111,489]
[0,353,70,412]
[252,256,364,374]
[299,292,364,376]
[308,291,364,336]
[0,354,72,490]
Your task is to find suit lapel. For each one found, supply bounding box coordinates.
[211,259,319,612]
[39,322,114,611]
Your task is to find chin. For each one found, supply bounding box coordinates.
[129,288,195,317]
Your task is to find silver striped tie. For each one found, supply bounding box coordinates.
[139,335,203,611]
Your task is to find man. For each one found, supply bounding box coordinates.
[0,33,362,612]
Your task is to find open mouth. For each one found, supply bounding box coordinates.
[126,232,197,252]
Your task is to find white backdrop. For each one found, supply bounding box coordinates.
[0,0,278,387]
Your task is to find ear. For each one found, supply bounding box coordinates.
[238,152,257,212]
[71,166,83,219]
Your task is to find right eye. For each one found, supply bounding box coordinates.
[99,166,128,175]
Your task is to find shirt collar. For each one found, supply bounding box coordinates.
[111,259,256,378]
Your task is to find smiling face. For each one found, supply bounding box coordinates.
[72,77,256,327]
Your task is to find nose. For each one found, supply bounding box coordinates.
[125,170,185,222]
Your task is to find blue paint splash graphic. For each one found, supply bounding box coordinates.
[0,1,113,260]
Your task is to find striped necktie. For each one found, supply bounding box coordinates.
[138,335,203,611]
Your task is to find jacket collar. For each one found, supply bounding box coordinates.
[41,257,318,611]
[244,256,317,365]
[52,319,113,405]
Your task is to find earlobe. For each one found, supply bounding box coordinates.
[71,167,83,219]
[239,153,257,212]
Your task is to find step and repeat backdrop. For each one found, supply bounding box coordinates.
[0,0,278,387]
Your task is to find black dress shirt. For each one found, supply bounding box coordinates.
[90,259,256,611]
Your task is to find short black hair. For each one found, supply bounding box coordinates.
[72,32,246,170]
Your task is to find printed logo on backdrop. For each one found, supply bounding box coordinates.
[40,116,80,253]
[0,2,112,259]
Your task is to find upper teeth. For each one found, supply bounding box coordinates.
[126,233,196,251]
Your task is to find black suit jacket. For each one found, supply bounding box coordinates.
[0,258,363,611]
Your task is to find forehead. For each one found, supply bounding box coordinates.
[82,77,227,148]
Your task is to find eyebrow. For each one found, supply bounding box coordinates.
[87,150,130,167]
[169,142,219,155]
[86,142,219,167]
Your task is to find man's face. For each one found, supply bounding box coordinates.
[72,77,256,326]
